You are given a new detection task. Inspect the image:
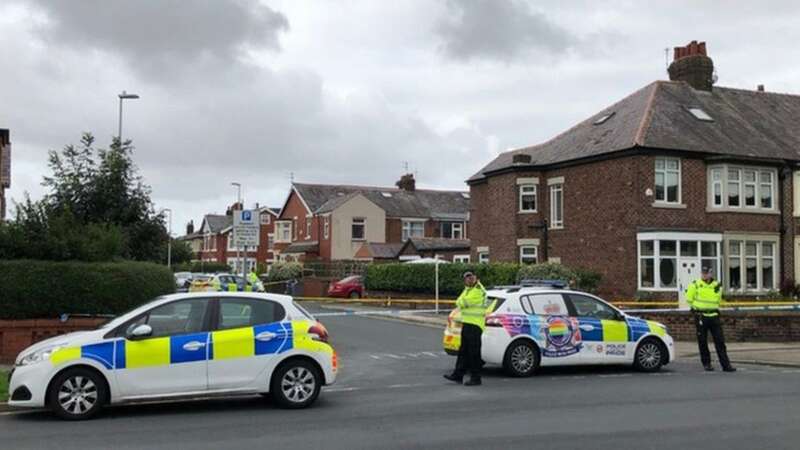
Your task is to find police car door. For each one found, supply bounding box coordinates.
[114,298,212,398]
[527,293,587,366]
[207,297,290,390]
[564,293,629,363]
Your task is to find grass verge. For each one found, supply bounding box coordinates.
[0,369,8,402]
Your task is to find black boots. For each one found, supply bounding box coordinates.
[723,366,737,372]
[443,373,463,383]
[464,377,482,386]
[703,364,714,371]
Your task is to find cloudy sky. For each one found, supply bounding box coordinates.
[2,0,799,233]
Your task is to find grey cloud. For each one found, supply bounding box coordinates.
[436,0,575,62]
[28,0,288,82]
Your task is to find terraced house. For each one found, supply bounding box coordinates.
[196,205,280,271]
[468,41,800,301]
[273,174,470,262]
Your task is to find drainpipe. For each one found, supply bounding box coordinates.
[779,166,791,289]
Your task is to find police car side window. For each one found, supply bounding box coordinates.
[218,298,286,330]
[519,296,535,315]
[117,298,210,339]
[566,294,618,321]
[530,294,568,316]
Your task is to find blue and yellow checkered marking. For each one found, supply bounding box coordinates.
[52,321,307,370]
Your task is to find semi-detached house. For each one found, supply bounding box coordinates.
[468,41,800,301]
[197,206,280,271]
[273,174,471,262]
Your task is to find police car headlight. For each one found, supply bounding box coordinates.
[18,345,64,366]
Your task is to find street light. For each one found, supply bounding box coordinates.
[118,90,140,145]
[160,208,172,268]
[231,182,242,276]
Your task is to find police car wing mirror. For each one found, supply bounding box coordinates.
[128,324,153,339]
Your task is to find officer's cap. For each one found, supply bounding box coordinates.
[701,266,713,274]
[463,271,475,279]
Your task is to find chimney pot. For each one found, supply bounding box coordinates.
[668,40,714,91]
[757,84,765,92]
[396,173,416,192]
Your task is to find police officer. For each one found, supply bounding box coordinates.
[686,266,736,372]
[444,272,489,386]
[248,268,260,289]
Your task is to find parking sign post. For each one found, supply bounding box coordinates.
[233,209,260,280]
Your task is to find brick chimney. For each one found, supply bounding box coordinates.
[396,173,416,192]
[667,40,715,91]
[186,220,194,235]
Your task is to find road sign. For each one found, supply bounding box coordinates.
[233,209,260,247]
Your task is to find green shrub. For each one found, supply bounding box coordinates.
[0,260,175,320]
[266,262,303,282]
[516,263,602,293]
[364,262,519,296]
[171,261,230,273]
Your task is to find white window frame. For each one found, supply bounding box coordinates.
[352,217,366,241]
[323,216,330,239]
[724,237,778,293]
[654,157,681,204]
[636,232,722,292]
[549,181,564,229]
[275,221,292,243]
[478,252,489,264]
[441,221,464,240]
[402,219,426,241]
[260,213,271,225]
[267,233,274,249]
[518,184,537,213]
[519,245,538,265]
[292,218,298,241]
[708,165,777,213]
[453,254,470,263]
[305,215,312,240]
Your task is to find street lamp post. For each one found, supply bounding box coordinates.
[231,182,242,276]
[160,208,173,268]
[118,91,140,145]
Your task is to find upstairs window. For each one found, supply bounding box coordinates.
[655,158,681,204]
[402,220,425,241]
[352,218,366,241]
[550,183,564,229]
[275,221,292,243]
[441,222,464,239]
[519,184,537,212]
[709,165,776,212]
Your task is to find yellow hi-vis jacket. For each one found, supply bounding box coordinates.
[686,278,722,316]
[248,272,259,285]
[456,281,489,330]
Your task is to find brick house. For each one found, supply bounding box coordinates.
[273,174,470,262]
[0,129,10,220]
[196,205,280,271]
[468,41,800,301]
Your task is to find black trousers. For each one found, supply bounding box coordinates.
[454,323,482,379]
[694,313,732,368]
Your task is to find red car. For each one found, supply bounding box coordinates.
[328,275,364,298]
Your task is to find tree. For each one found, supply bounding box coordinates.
[1,133,168,262]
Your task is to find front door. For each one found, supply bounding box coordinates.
[114,298,212,398]
[207,297,291,390]
[678,259,700,308]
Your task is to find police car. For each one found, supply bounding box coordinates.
[443,282,674,376]
[8,292,337,420]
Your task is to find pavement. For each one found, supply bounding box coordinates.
[0,302,798,449]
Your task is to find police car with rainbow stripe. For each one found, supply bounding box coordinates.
[8,292,337,420]
[443,282,675,376]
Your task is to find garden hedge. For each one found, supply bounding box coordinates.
[365,262,602,296]
[0,260,176,320]
[364,263,520,296]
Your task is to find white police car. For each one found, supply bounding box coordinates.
[8,292,337,420]
[444,284,675,376]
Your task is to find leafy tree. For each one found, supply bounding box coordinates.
[1,133,169,262]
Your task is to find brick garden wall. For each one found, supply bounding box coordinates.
[637,311,800,342]
[0,318,107,364]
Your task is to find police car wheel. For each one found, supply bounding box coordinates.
[271,360,322,409]
[503,340,540,377]
[633,338,665,372]
[48,367,107,420]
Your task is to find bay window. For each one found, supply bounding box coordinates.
[637,233,722,291]
[709,165,776,212]
[726,239,777,292]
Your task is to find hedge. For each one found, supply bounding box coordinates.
[171,261,230,273]
[266,262,303,282]
[0,260,176,320]
[365,262,603,296]
[364,263,520,296]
